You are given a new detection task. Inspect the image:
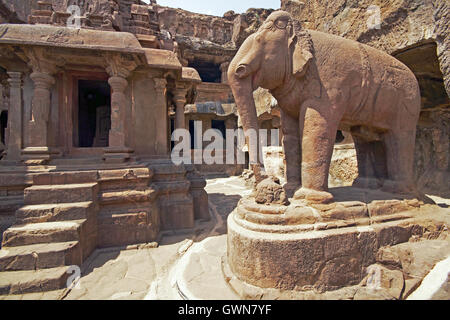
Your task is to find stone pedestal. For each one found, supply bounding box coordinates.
[186,165,210,221]
[226,187,434,294]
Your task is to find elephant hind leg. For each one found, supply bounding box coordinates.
[352,135,387,189]
[382,129,417,195]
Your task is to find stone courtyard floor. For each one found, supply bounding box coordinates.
[0,176,448,300]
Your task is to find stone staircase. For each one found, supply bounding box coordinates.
[0,178,99,295]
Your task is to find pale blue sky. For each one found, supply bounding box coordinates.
[144,0,281,16]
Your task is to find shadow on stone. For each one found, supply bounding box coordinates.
[330,187,421,203]
[79,249,121,278]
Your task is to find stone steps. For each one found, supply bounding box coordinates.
[0,177,99,295]
[24,183,98,205]
[16,202,94,224]
[1,220,86,247]
[0,266,72,295]
[0,241,81,271]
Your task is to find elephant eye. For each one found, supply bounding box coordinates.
[275,19,289,29]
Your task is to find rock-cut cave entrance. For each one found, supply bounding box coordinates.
[188,60,221,83]
[393,41,450,197]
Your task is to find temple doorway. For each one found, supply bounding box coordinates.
[77,80,111,148]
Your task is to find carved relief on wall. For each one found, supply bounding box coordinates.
[28,0,116,30]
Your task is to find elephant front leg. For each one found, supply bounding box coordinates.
[281,109,301,198]
[294,107,336,204]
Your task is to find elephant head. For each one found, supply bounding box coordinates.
[228,11,313,181]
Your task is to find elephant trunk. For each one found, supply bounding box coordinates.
[228,75,265,183]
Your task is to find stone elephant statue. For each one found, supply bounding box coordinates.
[228,11,421,203]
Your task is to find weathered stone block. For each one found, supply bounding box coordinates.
[227,210,424,292]
[24,183,99,205]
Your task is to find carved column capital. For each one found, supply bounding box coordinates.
[154,78,167,94]
[108,76,128,92]
[173,85,188,105]
[23,47,62,76]
[105,53,137,79]
[30,72,55,90]
[7,72,22,87]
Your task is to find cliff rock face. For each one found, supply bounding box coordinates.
[281,0,448,94]
[281,0,449,196]
[0,0,36,23]
[156,6,236,70]
[227,8,275,48]
[157,7,274,47]
[434,1,449,95]
[157,6,234,46]
[156,7,273,72]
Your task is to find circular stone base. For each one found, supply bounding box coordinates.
[221,255,391,300]
[227,188,432,293]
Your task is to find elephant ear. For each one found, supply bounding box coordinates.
[291,23,314,79]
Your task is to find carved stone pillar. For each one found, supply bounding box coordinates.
[154,78,168,154]
[21,72,55,163]
[108,76,128,147]
[220,62,230,84]
[21,47,61,164]
[103,75,133,162]
[5,72,22,160]
[174,86,187,130]
[103,54,137,162]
